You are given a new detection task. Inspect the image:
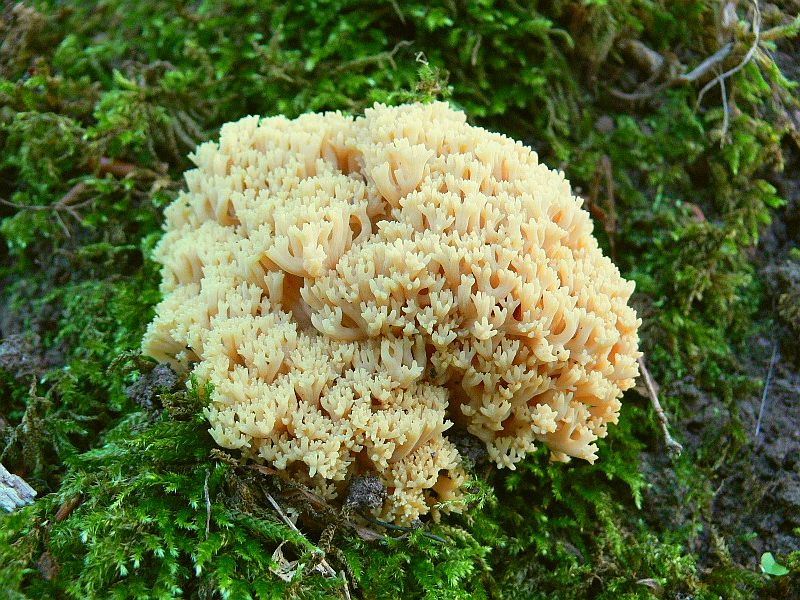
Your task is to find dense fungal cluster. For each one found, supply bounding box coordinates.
[143,102,641,523]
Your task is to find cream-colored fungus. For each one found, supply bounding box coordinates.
[143,102,641,523]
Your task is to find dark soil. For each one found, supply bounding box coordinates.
[711,339,800,563]
[124,363,179,412]
[640,136,800,597]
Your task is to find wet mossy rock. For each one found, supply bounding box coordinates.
[1,1,799,599]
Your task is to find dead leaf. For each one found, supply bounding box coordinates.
[270,542,299,582]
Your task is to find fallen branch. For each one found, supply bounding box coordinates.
[0,463,36,512]
[638,356,683,458]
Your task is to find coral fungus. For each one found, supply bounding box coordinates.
[143,102,640,522]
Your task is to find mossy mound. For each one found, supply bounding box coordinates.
[1,1,799,598]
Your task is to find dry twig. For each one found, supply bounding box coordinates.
[359,513,447,543]
[341,570,352,600]
[0,157,142,237]
[695,0,762,143]
[586,156,617,260]
[638,356,683,458]
[678,42,734,84]
[754,340,779,441]
[471,34,482,67]
[204,469,211,540]
[331,40,412,74]
[0,183,91,237]
[610,0,763,121]
[54,494,82,522]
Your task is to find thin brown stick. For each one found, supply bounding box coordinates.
[0,183,92,237]
[638,356,683,458]
[57,182,89,207]
[1,183,88,211]
[331,40,412,75]
[0,156,145,236]
[54,494,82,522]
[600,156,616,261]
[96,157,137,178]
[587,156,617,260]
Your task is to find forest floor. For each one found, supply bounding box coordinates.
[1,2,800,599]
[642,134,800,589]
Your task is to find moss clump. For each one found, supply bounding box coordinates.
[1,1,799,598]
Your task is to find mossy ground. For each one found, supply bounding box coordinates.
[1,1,799,598]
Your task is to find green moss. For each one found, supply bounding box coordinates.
[1,0,798,597]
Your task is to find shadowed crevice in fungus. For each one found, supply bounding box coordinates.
[142,102,641,524]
